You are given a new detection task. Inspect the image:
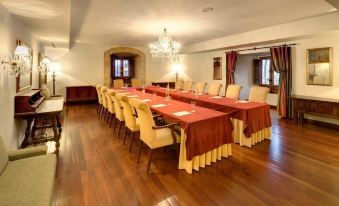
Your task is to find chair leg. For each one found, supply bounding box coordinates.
[129,132,134,152]
[113,117,117,132]
[109,114,113,127]
[147,149,154,174]
[100,106,104,119]
[117,121,122,138]
[137,141,143,163]
[123,127,128,144]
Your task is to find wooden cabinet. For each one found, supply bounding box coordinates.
[292,95,339,123]
[66,86,97,103]
[152,82,175,88]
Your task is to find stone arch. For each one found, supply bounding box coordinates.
[104,47,146,86]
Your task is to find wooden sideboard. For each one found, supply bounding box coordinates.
[292,95,339,123]
[151,82,175,88]
[66,86,97,103]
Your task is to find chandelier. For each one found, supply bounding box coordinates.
[149,28,180,62]
[1,45,32,77]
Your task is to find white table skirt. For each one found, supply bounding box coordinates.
[178,128,232,174]
[231,118,271,147]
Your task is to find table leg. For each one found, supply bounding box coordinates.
[56,115,62,133]
[23,118,33,147]
[52,117,61,150]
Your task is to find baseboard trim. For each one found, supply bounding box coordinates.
[303,119,339,130]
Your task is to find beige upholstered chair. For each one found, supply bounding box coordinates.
[182,81,194,91]
[248,86,270,103]
[105,89,116,127]
[131,79,141,87]
[113,79,124,89]
[195,82,206,93]
[95,84,103,113]
[100,86,108,120]
[175,80,183,90]
[133,98,180,173]
[225,84,243,99]
[112,92,125,138]
[208,83,222,96]
[119,95,140,151]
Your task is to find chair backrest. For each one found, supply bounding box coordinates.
[119,95,139,131]
[112,93,125,121]
[96,85,103,104]
[134,99,156,146]
[105,89,115,113]
[183,81,194,91]
[248,86,269,103]
[175,80,183,90]
[195,82,206,93]
[113,79,124,89]
[131,79,141,87]
[208,83,222,96]
[0,136,9,175]
[100,87,108,108]
[225,84,242,99]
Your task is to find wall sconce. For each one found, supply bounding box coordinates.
[49,62,61,95]
[37,56,50,74]
[1,45,32,77]
[172,63,183,81]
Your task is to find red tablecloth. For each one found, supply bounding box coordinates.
[145,86,271,137]
[117,89,233,160]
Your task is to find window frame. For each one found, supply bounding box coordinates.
[254,56,279,94]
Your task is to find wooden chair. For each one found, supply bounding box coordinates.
[175,80,183,90]
[131,79,141,87]
[119,96,140,151]
[208,83,222,96]
[225,84,242,99]
[195,82,206,93]
[248,86,270,103]
[183,81,194,91]
[111,92,125,138]
[133,99,180,173]
[113,79,124,89]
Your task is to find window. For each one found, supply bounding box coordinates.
[253,56,279,93]
[111,56,135,79]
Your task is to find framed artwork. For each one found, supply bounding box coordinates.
[213,57,222,80]
[306,47,332,86]
[16,40,32,92]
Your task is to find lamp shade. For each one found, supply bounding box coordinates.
[49,62,61,73]
[41,57,50,65]
[14,45,29,56]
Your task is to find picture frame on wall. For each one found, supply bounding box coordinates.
[213,57,222,80]
[306,47,333,86]
[16,40,32,93]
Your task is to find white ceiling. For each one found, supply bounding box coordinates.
[0,0,337,48]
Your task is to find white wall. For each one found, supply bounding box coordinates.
[0,5,42,149]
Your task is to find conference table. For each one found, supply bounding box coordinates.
[114,88,233,174]
[144,86,272,147]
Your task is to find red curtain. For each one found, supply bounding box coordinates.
[270,46,292,118]
[226,51,238,86]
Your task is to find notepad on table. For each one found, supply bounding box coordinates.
[119,92,130,95]
[172,111,192,116]
[128,95,138,98]
[180,91,189,93]
[151,104,167,108]
[237,100,251,103]
[211,96,222,99]
[142,99,151,102]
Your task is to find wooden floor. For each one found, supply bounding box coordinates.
[53,104,339,206]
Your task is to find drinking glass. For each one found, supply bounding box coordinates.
[167,96,171,105]
[191,100,196,112]
[153,92,156,100]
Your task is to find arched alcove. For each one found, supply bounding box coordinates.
[104,47,146,86]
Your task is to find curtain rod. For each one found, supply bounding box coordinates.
[225,43,298,53]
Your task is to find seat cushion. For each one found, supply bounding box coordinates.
[152,128,180,148]
[0,154,57,206]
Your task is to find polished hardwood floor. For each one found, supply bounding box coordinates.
[53,104,339,206]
